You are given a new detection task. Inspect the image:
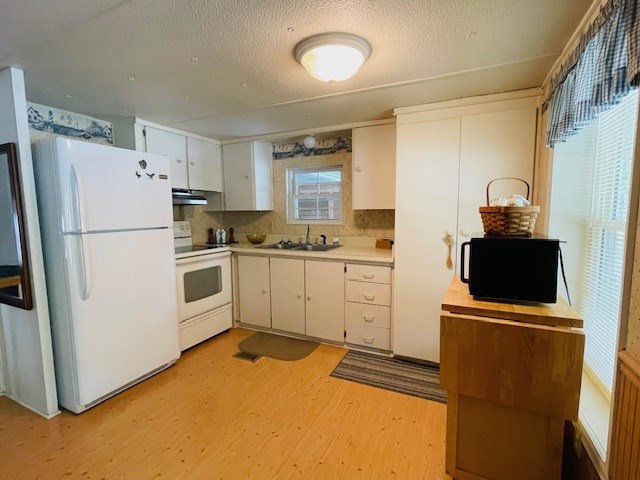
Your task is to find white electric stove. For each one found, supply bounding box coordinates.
[173,221,232,350]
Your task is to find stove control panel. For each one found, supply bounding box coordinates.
[173,221,191,239]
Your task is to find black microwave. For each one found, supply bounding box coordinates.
[460,235,561,304]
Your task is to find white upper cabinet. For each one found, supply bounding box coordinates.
[186,137,222,192]
[222,141,274,211]
[144,126,188,189]
[112,119,222,192]
[352,123,396,209]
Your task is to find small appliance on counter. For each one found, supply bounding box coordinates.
[460,234,562,304]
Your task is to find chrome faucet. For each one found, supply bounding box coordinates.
[306,224,310,244]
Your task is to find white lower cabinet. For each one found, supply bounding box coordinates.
[305,260,345,343]
[236,255,345,342]
[345,263,392,350]
[270,257,305,335]
[237,255,271,328]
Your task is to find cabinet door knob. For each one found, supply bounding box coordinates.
[307,295,312,301]
[459,229,470,238]
[297,294,302,300]
[356,167,362,172]
[244,175,250,179]
[262,289,268,294]
[176,159,183,164]
[190,161,195,166]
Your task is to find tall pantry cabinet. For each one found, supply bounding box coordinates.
[393,90,540,362]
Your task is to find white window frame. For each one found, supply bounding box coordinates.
[286,165,343,225]
[549,89,639,463]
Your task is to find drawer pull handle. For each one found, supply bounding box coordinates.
[364,294,375,301]
[363,336,374,344]
[363,273,374,279]
[364,315,375,323]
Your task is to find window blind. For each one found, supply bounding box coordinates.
[550,89,638,393]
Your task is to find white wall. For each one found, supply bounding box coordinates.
[0,67,58,417]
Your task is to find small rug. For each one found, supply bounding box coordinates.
[330,350,447,403]
[236,332,319,361]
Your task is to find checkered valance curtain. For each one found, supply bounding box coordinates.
[545,0,640,147]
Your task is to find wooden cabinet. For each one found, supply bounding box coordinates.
[393,91,539,362]
[237,255,271,328]
[270,257,305,335]
[305,260,345,343]
[440,277,584,480]
[222,141,273,211]
[345,263,392,350]
[352,124,396,209]
[145,126,188,189]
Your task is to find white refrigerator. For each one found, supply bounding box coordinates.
[33,137,180,413]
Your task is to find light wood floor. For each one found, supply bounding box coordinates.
[0,328,449,479]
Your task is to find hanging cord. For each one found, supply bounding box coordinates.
[558,245,572,306]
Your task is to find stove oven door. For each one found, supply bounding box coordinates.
[175,251,232,322]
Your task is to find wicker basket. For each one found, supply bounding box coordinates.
[479,177,540,236]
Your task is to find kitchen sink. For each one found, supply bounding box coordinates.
[260,243,301,249]
[259,243,341,252]
[297,244,341,251]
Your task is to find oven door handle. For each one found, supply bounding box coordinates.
[175,251,232,265]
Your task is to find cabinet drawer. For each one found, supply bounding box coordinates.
[346,302,391,329]
[346,281,391,306]
[346,324,390,350]
[345,264,391,284]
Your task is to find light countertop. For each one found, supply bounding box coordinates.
[230,243,394,265]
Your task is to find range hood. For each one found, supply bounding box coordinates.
[172,189,207,205]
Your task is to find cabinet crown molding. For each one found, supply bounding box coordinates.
[394,88,542,120]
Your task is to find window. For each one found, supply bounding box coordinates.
[287,166,343,224]
[550,89,639,396]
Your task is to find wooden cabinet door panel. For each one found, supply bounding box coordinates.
[457,107,536,257]
[353,124,396,209]
[237,255,271,328]
[144,127,188,189]
[393,118,461,362]
[305,260,344,342]
[187,137,222,192]
[270,257,305,334]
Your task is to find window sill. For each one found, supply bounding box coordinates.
[576,371,610,476]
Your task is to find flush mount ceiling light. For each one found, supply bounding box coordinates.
[295,33,371,84]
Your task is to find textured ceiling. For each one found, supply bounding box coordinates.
[1,0,592,141]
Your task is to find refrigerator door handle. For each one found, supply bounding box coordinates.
[70,164,87,232]
[74,235,93,300]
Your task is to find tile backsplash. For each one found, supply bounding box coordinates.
[178,137,395,245]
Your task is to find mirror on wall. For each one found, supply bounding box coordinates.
[0,142,32,310]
